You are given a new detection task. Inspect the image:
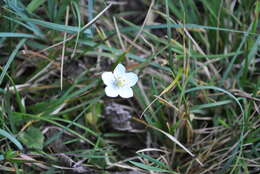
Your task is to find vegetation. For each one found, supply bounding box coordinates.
[0,0,259,173]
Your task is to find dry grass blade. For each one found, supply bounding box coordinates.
[140,68,182,118]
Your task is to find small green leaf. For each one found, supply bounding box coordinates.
[19,127,44,150]
[5,150,18,159]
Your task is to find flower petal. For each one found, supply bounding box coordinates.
[125,72,138,87]
[102,72,115,86]
[113,64,126,78]
[118,87,133,98]
[105,86,119,97]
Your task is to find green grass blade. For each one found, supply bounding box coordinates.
[112,23,258,36]
[0,32,36,38]
[26,0,46,13]
[0,129,23,150]
[0,38,26,85]
[221,23,253,83]
[18,17,79,33]
[129,161,177,173]
[137,153,170,169]
[185,86,244,120]
[191,100,233,111]
[85,0,94,36]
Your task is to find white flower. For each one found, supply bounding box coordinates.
[102,64,138,98]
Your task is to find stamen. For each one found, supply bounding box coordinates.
[115,77,126,87]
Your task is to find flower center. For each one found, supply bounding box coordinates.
[115,77,126,87]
